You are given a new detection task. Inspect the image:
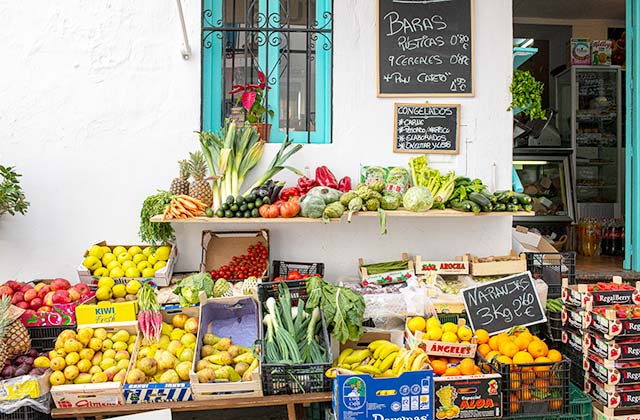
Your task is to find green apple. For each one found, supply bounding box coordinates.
[88,245,105,260]
[117,252,132,263]
[106,260,121,271]
[102,252,117,266]
[94,267,109,278]
[125,267,141,278]
[147,255,158,266]
[112,246,127,256]
[110,267,125,277]
[137,261,151,271]
[83,256,102,271]
[128,246,143,257]
[121,260,136,270]
[142,268,156,278]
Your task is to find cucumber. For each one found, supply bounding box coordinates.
[469,192,492,211]
[450,200,472,212]
[462,200,481,214]
[514,192,532,205]
[506,203,519,212]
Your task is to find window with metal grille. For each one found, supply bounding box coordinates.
[201,0,333,144]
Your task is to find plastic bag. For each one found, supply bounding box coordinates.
[0,392,50,415]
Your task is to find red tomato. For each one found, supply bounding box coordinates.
[274,277,284,282]
[287,270,303,280]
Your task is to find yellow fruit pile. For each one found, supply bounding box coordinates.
[95,277,142,302]
[125,314,198,384]
[83,245,171,279]
[48,327,135,386]
[407,316,474,344]
[194,333,259,383]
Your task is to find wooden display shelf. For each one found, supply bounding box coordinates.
[51,391,332,420]
[150,209,534,223]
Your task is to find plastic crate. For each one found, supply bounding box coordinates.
[270,260,325,281]
[508,385,591,420]
[1,394,51,420]
[561,343,584,387]
[478,354,570,418]
[27,325,75,352]
[437,313,468,324]
[542,311,562,343]
[258,282,333,395]
[526,252,576,298]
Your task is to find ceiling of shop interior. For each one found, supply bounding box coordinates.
[514,0,625,20]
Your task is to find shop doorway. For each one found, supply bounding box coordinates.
[511,0,639,276]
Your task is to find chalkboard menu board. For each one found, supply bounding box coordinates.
[377,0,474,97]
[462,272,546,335]
[393,103,460,154]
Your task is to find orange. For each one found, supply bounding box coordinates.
[459,358,475,375]
[496,333,512,347]
[513,351,534,365]
[431,359,447,376]
[518,331,534,343]
[407,316,426,333]
[534,357,552,377]
[496,355,512,365]
[478,343,491,357]
[473,366,482,374]
[444,366,461,377]
[547,349,562,363]
[448,357,462,365]
[528,340,549,358]
[485,350,500,361]
[488,335,501,351]
[514,335,531,351]
[510,394,520,414]
[475,329,490,345]
[534,378,549,393]
[521,388,532,401]
[521,368,536,384]
[499,341,519,358]
[510,373,521,389]
[548,399,562,410]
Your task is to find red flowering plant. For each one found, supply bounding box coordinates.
[229,70,274,124]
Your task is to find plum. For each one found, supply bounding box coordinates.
[15,356,26,365]
[4,359,12,367]
[23,357,34,367]
[27,349,38,358]
[2,365,16,378]
[14,365,29,377]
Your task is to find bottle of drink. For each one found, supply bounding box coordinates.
[620,219,626,257]
[601,219,610,256]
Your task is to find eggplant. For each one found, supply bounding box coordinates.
[252,185,271,199]
[269,182,285,203]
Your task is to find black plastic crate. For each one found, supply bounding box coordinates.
[270,260,324,281]
[1,394,50,420]
[526,252,576,299]
[27,325,75,352]
[258,282,333,395]
[478,354,570,418]
[561,343,585,387]
[543,311,562,343]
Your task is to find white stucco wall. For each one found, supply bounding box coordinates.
[0,0,514,281]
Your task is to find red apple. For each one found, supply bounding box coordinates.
[51,290,70,305]
[19,284,32,294]
[22,309,36,320]
[11,292,24,305]
[68,288,81,302]
[51,278,71,291]
[33,282,47,292]
[23,289,37,303]
[37,306,50,313]
[37,285,51,299]
[30,297,43,310]
[73,283,90,295]
[5,281,21,291]
[16,301,29,309]
[43,291,55,307]
[0,286,14,297]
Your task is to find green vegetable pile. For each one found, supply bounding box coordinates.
[448,180,532,213]
[139,190,175,245]
[306,276,365,344]
[408,156,455,208]
[509,70,546,121]
[361,260,409,275]
[173,272,214,307]
[546,298,563,313]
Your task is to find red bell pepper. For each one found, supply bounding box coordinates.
[315,166,338,189]
[337,176,352,192]
[280,186,301,201]
[297,176,318,193]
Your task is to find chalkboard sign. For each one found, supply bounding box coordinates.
[393,103,460,154]
[462,272,546,335]
[377,0,474,97]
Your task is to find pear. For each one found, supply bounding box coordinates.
[113,368,127,384]
[175,361,191,381]
[137,357,158,376]
[126,368,146,384]
[227,345,241,359]
[159,369,180,383]
[200,345,216,358]
[203,333,220,346]
[213,337,231,351]
[74,373,92,384]
[197,368,215,383]
[157,350,178,370]
[196,359,213,372]
[112,330,130,343]
[178,347,194,363]
[235,362,249,376]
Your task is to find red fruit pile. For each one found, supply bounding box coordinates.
[209,242,268,280]
[593,304,640,319]
[0,278,90,315]
[588,282,636,292]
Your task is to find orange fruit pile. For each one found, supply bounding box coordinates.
[429,356,481,377]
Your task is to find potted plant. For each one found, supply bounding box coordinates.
[508,69,546,121]
[0,165,29,217]
[229,70,274,141]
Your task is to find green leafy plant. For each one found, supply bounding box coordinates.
[509,70,546,120]
[0,165,29,217]
[228,71,275,124]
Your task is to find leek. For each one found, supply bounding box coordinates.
[242,136,304,196]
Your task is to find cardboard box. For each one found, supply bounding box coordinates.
[358,253,416,287]
[51,323,138,408]
[562,277,640,309]
[123,307,197,404]
[561,306,589,330]
[561,328,583,353]
[331,329,404,361]
[200,230,269,281]
[585,352,640,386]
[469,252,527,277]
[512,226,559,255]
[587,308,640,338]
[20,280,95,327]
[570,38,591,65]
[593,405,640,420]
[405,319,477,358]
[585,375,640,408]
[433,374,501,419]
[190,295,262,400]
[75,297,138,326]
[585,332,640,361]
[333,371,433,420]
[77,241,177,287]
[0,371,51,401]
[415,255,469,275]
[592,40,612,65]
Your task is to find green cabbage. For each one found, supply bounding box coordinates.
[403,186,433,212]
[173,272,214,307]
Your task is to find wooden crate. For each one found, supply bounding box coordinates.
[469,251,527,276]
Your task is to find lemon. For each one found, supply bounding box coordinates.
[132,254,146,264]
[128,246,143,257]
[126,280,142,295]
[96,286,112,301]
[137,261,150,271]
[112,284,127,298]
[142,246,154,257]
[142,268,156,278]
[426,316,441,331]
[93,267,108,278]
[441,332,459,343]
[155,246,171,261]
[442,322,458,333]
[407,316,426,333]
[88,245,105,260]
[147,255,158,266]
[457,326,473,342]
[112,246,127,256]
[121,260,136,270]
[106,261,121,271]
[426,328,443,341]
[154,261,167,270]
[125,267,141,278]
[110,267,125,278]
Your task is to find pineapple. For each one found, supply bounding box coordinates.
[0,296,31,371]
[170,160,190,195]
[188,152,213,207]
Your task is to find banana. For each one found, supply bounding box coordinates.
[325,367,356,378]
[374,358,383,369]
[397,350,411,374]
[350,362,361,370]
[411,353,427,371]
[368,340,390,352]
[354,365,381,375]
[379,343,400,360]
[392,348,408,375]
[337,348,354,365]
[368,357,377,366]
[343,349,371,365]
[379,369,396,377]
[379,351,398,372]
[404,349,421,371]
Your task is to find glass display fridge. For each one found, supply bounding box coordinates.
[556,66,623,218]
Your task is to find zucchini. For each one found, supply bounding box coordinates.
[462,200,481,214]
[514,192,532,205]
[511,197,519,205]
[469,192,492,211]
[494,203,507,212]
[494,191,514,204]
[450,200,472,212]
[480,188,497,203]
[506,203,519,212]
[523,204,533,212]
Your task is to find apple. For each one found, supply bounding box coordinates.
[73,284,90,295]
[23,289,37,303]
[52,290,70,305]
[5,281,21,291]
[44,291,55,307]
[19,284,32,294]
[0,286,14,297]
[34,282,47,292]
[37,286,51,299]
[22,309,36,320]
[68,288,81,302]
[11,292,24,305]
[37,306,51,313]
[30,297,43,310]
[51,278,71,291]
[16,302,29,309]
